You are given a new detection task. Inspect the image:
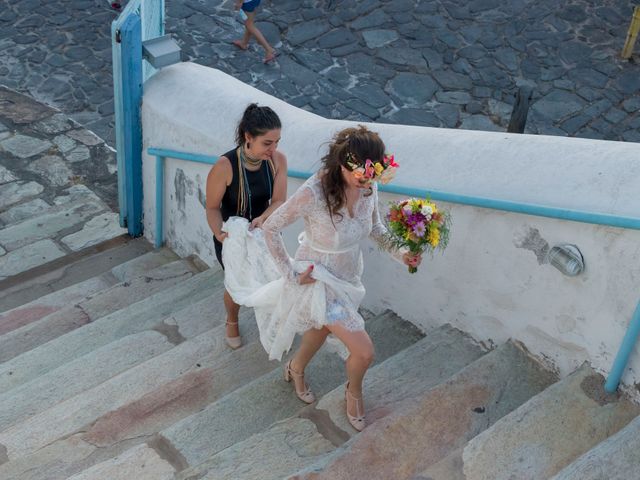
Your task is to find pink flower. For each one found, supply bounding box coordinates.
[364,159,375,179]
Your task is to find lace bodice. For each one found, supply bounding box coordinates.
[262,173,398,284]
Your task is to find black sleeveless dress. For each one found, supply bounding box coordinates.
[214,148,274,268]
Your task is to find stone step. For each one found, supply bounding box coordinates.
[65,444,175,480]
[0,275,111,336]
[0,258,202,364]
[461,363,640,480]
[0,291,244,435]
[157,312,424,472]
[0,268,222,393]
[316,324,485,437]
[0,298,251,480]
[177,417,335,480]
[0,331,175,432]
[0,259,198,364]
[178,324,485,480]
[0,322,264,462]
[550,414,640,480]
[0,246,178,334]
[290,341,558,480]
[0,235,152,312]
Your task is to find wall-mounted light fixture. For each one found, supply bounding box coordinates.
[547,244,584,276]
[142,35,181,69]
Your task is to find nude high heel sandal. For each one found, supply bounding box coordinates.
[284,359,316,404]
[225,321,242,350]
[345,382,366,432]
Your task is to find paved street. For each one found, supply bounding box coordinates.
[0,0,639,147]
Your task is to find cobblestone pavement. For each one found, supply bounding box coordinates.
[0,86,118,210]
[0,86,124,278]
[1,0,639,147]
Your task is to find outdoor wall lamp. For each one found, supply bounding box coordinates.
[142,35,182,69]
[547,244,584,276]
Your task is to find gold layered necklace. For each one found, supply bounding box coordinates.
[239,145,262,169]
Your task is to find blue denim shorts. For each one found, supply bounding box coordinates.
[242,0,261,12]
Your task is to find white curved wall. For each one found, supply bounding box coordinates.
[142,62,640,395]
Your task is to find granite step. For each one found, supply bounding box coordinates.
[152,312,424,473]
[0,298,254,480]
[178,324,486,480]
[0,320,266,480]
[0,267,222,393]
[0,235,152,311]
[65,444,175,480]
[0,248,179,336]
[0,321,264,463]
[550,414,640,480]
[461,363,640,480]
[177,417,335,480]
[0,275,111,336]
[0,291,247,433]
[315,324,485,437]
[290,341,558,480]
[0,257,199,363]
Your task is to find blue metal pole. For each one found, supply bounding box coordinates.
[148,148,217,164]
[379,184,640,231]
[121,13,144,237]
[155,155,164,248]
[605,299,640,392]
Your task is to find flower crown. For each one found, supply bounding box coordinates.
[346,152,399,184]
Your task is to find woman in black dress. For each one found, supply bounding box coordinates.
[205,104,287,349]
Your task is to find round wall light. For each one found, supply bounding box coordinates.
[547,244,584,276]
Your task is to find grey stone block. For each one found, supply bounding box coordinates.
[0,134,52,158]
[0,181,44,210]
[388,72,438,104]
[462,364,640,480]
[0,239,66,281]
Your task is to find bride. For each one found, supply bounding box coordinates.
[222,125,421,431]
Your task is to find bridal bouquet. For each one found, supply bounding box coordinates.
[384,198,451,273]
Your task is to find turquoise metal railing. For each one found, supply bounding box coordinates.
[148,146,640,392]
[605,300,640,393]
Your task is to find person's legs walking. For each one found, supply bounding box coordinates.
[326,322,375,430]
[285,326,330,402]
[244,11,276,62]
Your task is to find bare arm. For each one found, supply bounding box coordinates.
[205,156,233,242]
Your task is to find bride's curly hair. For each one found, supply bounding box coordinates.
[320,125,385,222]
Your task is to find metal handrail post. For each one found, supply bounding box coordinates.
[605,300,640,392]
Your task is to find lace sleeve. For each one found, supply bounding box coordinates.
[262,184,315,281]
[369,184,407,264]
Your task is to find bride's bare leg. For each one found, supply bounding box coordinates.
[325,323,374,418]
[289,326,330,392]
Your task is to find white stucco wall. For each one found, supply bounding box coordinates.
[142,62,640,393]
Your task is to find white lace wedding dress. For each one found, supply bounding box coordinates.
[222,173,402,361]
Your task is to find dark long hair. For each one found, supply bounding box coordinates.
[235,103,282,146]
[320,125,386,222]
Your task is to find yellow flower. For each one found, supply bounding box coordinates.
[428,228,440,247]
[374,162,384,176]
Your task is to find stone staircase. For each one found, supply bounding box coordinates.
[1,237,639,480]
